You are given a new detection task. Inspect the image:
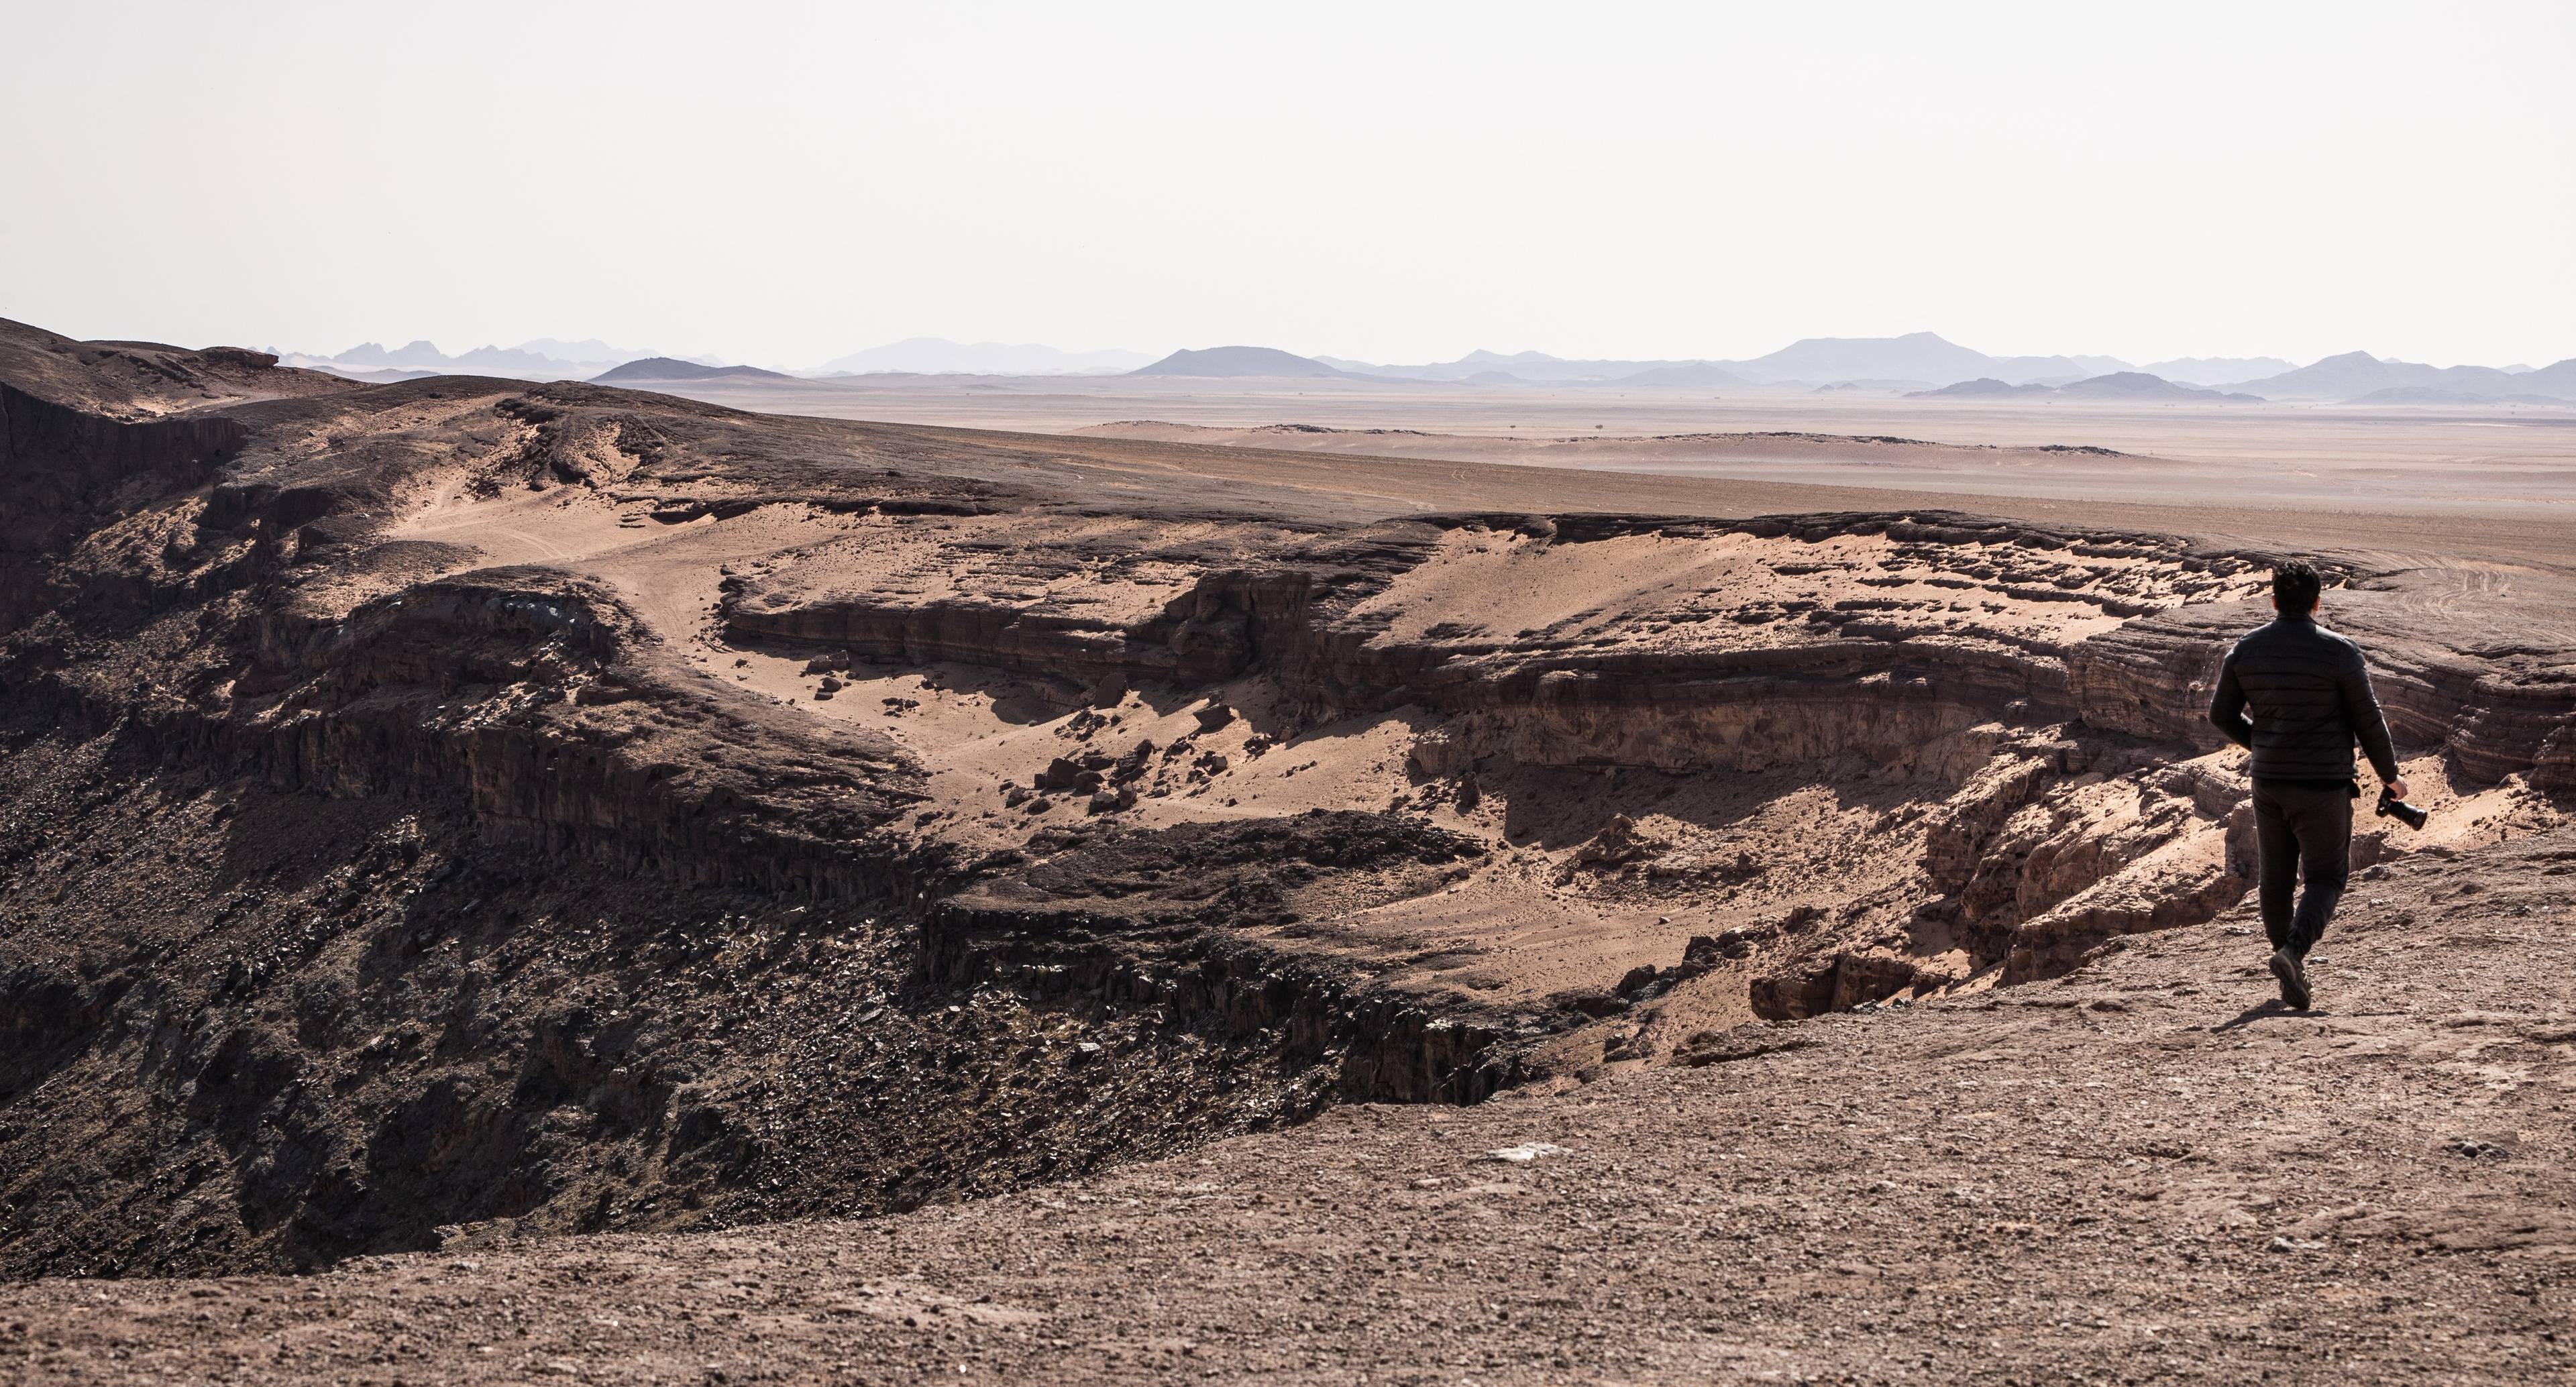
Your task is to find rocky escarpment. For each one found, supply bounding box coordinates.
[13,561,932,900]
[729,506,2575,1016]
[733,508,2576,794]
[727,510,2275,771]
[0,381,250,630]
[725,510,2308,1010]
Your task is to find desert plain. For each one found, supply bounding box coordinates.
[3,321,2573,1384]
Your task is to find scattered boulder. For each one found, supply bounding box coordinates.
[1194,704,1236,733]
[1110,741,1155,784]
[1036,758,1104,794]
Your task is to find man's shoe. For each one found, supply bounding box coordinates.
[2269,948,2311,1011]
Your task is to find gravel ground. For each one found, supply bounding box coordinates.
[8,830,2573,1386]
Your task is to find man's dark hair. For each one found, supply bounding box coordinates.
[2273,560,2322,614]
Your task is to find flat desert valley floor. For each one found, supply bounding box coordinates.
[649,371,2576,514]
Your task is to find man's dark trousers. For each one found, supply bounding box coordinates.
[2253,779,2351,957]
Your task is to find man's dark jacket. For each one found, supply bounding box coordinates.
[2207,612,2400,784]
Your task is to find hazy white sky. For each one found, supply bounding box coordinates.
[4,1,2570,368]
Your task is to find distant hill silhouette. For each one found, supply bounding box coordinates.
[1909,378,2051,398]
[290,337,700,382]
[1911,372,2259,403]
[1724,333,2127,387]
[2055,372,2261,402]
[1732,333,1994,385]
[302,364,446,384]
[2222,351,2564,402]
[2517,358,2576,396]
[593,358,793,383]
[332,339,451,370]
[1130,346,1350,378]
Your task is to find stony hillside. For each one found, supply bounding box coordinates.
[2,315,2573,1381]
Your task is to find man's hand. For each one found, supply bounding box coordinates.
[2385,775,2410,802]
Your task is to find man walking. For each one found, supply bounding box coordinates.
[2208,560,2405,1011]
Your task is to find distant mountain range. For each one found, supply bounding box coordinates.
[1729,333,2129,387]
[1139,337,2576,403]
[2220,351,2576,402]
[280,331,2575,404]
[1147,335,2114,388]
[282,337,718,382]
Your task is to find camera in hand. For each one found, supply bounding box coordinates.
[2375,787,2429,831]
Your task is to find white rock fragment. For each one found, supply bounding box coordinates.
[1481,1143,1571,1164]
